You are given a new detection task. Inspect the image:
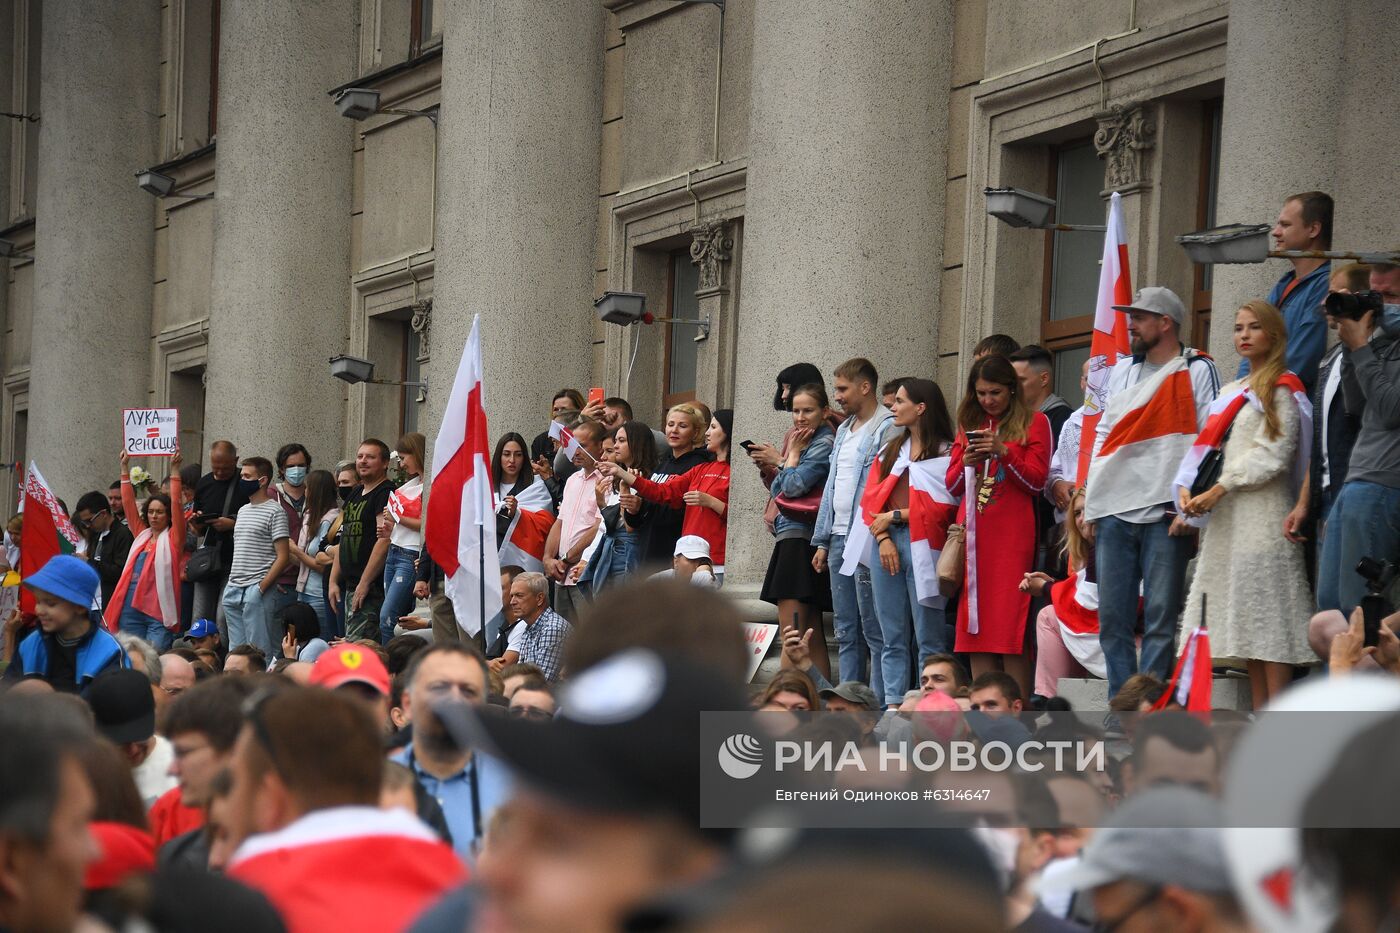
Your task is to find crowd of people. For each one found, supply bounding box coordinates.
[0,189,1398,931]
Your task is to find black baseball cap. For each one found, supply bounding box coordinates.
[433,649,749,829]
[86,668,156,745]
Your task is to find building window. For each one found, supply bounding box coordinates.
[1191,99,1224,350]
[410,0,435,54]
[664,249,699,407]
[401,325,422,435]
[1040,139,1105,395]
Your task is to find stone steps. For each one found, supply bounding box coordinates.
[1056,675,1253,711]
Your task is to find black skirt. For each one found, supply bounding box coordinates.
[760,537,833,610]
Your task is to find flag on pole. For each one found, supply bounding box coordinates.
[19,462,84,613]
[1154,625,1213,713]
[547,421,580,461]
[1076,191,1133,485]
[425,316,501,637]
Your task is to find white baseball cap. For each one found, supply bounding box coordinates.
[673,535,711,561]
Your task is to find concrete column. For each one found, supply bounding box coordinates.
[427,0,604,446]
[728,0,953,588]
[1209,0,1354,375]
[205,0,354,465]
[28,0,160,497]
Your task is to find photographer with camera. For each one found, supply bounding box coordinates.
[1315,262,1400,617]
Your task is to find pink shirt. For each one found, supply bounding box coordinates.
[557,468,601,564]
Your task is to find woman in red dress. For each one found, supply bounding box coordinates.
[946,354,1051,698]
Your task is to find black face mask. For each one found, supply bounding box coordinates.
[337,485,352,503]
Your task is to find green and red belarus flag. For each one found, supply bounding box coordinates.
[18,462,83,613]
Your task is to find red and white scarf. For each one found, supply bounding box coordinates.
[496,478,556,572]
[103,526,179,631]
[1173,372,1311,529]
[842,440,958,610]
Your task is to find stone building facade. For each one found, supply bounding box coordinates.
[2,0,1396,598]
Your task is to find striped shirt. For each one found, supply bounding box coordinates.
[226,499,290,587]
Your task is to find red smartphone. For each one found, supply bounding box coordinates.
[587,387,605,407]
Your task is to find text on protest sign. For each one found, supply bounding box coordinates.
[742,622,778,683]
[122,408,179,456]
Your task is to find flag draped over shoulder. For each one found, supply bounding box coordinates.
[1172,372,1311,528]
[842,441,958,610]
[496,479,556,573]
[1049,568,1106,679]
[1082,355,1204,523]
[425,316,501,637]
[19,463,83,613]
[1077,191,1133,484]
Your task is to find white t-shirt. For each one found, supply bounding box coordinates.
[505,619,527,655]
[831,416,877,534]
[389,477,424,548]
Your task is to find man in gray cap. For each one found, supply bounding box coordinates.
[820,681,882,745]
[1041,786,1248,932]
[1082,286,1220,698]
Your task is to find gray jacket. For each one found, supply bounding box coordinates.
[1341,331,1400,490]
[812,409,897,550]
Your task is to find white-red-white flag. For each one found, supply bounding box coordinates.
[547,421,580,461]
[425,316,501,637]
[1076,191,1133,484]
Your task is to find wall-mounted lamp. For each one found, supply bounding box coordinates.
[0,239,33,261]
[333,87,438,126]
[136,169,214,201]
[329,354,428,392]
[594,290,709,342]
[983,186,1106,232]
[1176,223,1400,265]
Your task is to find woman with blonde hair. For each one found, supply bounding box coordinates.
[632,402,715,567]
[946,355,1051,697]
[1176,299,1315,707]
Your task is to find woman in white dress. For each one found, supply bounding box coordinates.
[1178,299,1316,709]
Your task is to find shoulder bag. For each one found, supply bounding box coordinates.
[937,524,966,598]
[1188,424,1234,499]
[185,481,236,583]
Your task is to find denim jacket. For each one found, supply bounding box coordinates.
[811,410,896,550]
[769,425,836,539]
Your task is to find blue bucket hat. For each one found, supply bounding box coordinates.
[23,554,99,609]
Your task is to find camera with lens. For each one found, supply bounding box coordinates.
[1356,557,1398,648]
[1324,290,1385,321]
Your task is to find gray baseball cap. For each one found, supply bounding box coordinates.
[819,681,882,711]
[1039,787,1233,894]
[1113,286,1186,326]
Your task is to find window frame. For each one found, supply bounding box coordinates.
[661,248,698,410]
[1039,138,1100,349]
[1191,98,1224,351]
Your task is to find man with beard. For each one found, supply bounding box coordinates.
[391,643,513,862]
[1083,287,1219,698]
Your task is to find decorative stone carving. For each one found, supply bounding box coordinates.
[1094,103,1156,192]
[689,220,734,292]
[410,299,432,361]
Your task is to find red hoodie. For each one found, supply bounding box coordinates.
[630,460,730,568]
[229,806,467,933]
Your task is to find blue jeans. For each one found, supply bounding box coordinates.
[1096,514,1192,697]
[380,545,420,643]
[869,524,948,706]
[1317,480,1400,615]
[828,535,883,703]
[298,588,333,641]
[223,583,274,657]
[119,610,172,652]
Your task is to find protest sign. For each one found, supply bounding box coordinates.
[122,408,179,456]
[742,622,778,683]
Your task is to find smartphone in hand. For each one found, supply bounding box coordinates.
[739,440,757,453]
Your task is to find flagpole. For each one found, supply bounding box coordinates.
[478,523,486,650]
